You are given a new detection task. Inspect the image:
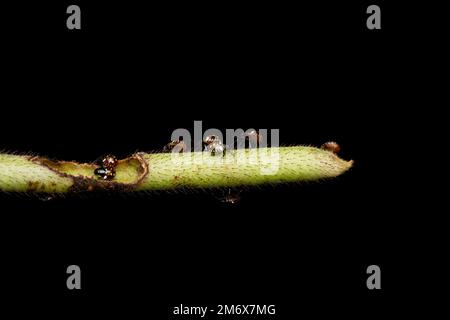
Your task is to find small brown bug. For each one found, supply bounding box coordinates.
[102,154,118,170]
[206,142,225,156]
[163,140,187,153]
[321,141,341,154]
[94,154,118,180]
[203,136,226,156]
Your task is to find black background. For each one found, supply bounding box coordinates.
[0,1,442,318]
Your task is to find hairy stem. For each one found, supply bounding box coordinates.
[0,146,353,194]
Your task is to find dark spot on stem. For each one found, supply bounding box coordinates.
[27,181,41,192]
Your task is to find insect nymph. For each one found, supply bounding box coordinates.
[94,154,118,180]
[203,135,226,156]
[321,141,341,154]
[163,140,187,153]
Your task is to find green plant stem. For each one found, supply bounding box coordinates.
[0,146,353,194]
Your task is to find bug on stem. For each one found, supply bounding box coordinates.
[94,154,118,180]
